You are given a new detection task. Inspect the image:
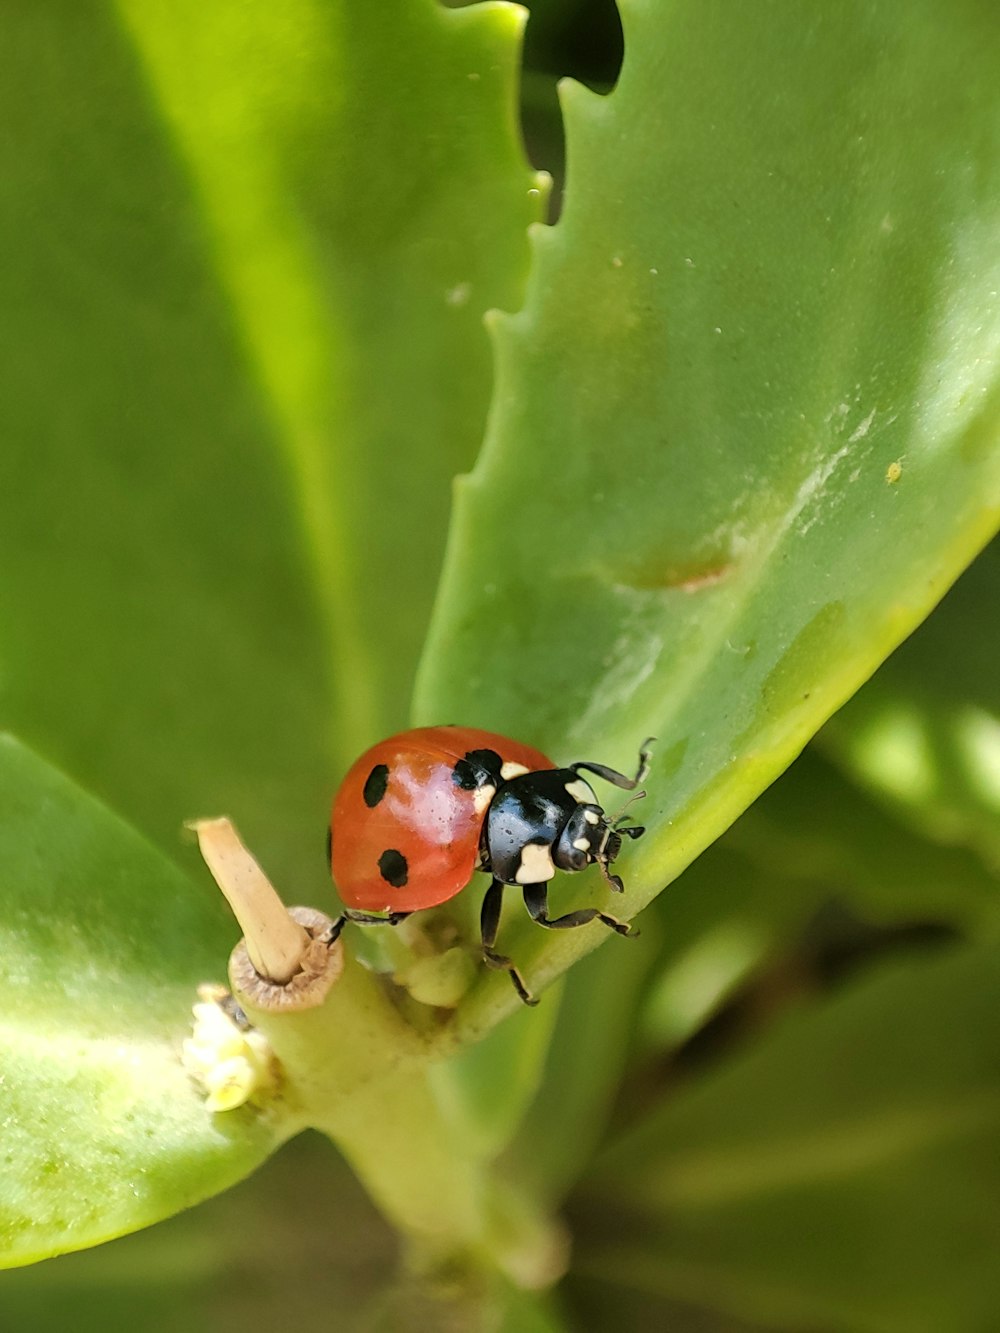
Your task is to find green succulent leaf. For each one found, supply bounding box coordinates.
[578,942,1000,1333]
[0,1137,397,1330]
[823,536,1000,867]
[0,736,288,1269]
[0,0,541,895]
[418,0,1000,1022]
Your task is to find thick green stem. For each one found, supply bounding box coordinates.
[232,949,559,1283]
[198,816,560,1283]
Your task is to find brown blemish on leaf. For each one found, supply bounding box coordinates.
[616,556,735,593]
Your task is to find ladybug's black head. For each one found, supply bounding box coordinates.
[551,798,645,891]
[482,749,650,890]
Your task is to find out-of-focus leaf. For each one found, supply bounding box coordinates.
[0,737,289,1268]
[418,0,1000,1026]
[505,918,664,1204]
[725,748,1000,932]
[577,943,1000,1333]
[563,1276,773,1333]
[631,747,1000,1061]
[365,1272,568,1333]
[0,1134,397,1330]
[0,0,541,894]
[430,995,561,1160]
[823,536,1000,868]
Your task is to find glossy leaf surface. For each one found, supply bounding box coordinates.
[419,0,1000,1023]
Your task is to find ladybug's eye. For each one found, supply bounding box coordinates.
[553,810,601,873]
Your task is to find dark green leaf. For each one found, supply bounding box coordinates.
[579,943,1000,1333]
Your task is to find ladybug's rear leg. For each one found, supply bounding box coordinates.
[326,910,411,946]
[480,878,537,1006]
[522,882,637,938]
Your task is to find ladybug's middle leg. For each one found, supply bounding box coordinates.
[480,877,537,1006]
[326,910,411,945]
[521,882,636,937]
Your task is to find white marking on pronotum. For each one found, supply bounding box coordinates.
[573,837,591,852]
[583,809,601,825]
[515,843,556,884]
[500,761,529,781]
[565,778,596,805]
[472,784,497,816]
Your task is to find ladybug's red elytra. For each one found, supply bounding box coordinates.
[326,726,652,1005]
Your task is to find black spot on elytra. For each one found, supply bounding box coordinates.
[378,848,408,888]
[452,749,502,790]
[363,763,390,808]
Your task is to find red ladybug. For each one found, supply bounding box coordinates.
[327,726,651,1005]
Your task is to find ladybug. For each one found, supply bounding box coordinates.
[326,726,652,1005]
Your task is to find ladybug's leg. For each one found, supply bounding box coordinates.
[326,910,411,945]
[570,737,654,791]
[480,878,537,1006]
[596,860,625,895]
[522,882,637,938]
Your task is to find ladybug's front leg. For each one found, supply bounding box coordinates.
[480,878,537,1006]
[570,737,654,791]
[326,909,411,946]
[521,882,637,937]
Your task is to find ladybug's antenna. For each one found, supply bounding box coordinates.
[593,786,649,895]
[610,786,647,829]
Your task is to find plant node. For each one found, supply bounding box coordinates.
[189,816,343,1009]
